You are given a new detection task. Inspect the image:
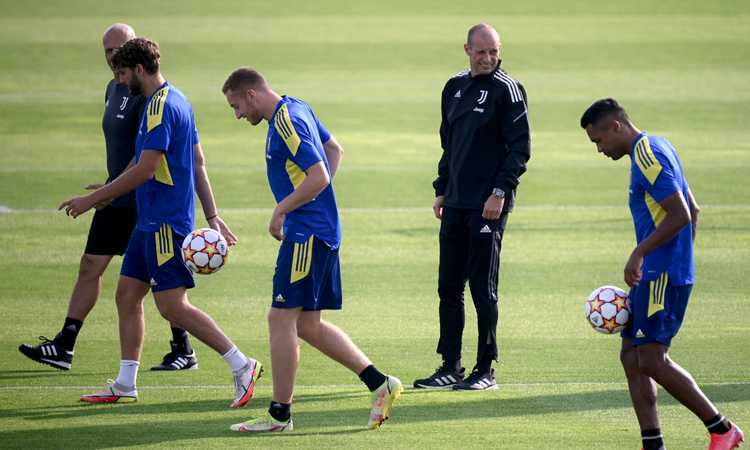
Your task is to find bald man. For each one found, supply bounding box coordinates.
[19,24,198,372]
[415,23,530,391]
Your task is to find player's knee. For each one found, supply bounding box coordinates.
[78,254,107,280]
[620,347,639,373]
[438,284,464,303]
[115,293,142,315]
[636,349,668,376]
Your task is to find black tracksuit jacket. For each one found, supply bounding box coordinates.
[433,65,531,211]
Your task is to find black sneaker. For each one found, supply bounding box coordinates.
[413,366,465,389]
[18,336,73,371]
[150,341,198,371]
[453,368,497,391]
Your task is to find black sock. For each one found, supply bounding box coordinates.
[704,414,731,434]
[641,428,665,450]
[358,365,387,392]
[268,401,291,422]
[443,359,462,373]
[55,317,83,351]
[171,327,192,353]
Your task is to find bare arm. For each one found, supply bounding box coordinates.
[268,161,330,240]
[193,142,237,245]
[687,187,700,241]
[624,190,691,287]
[323,136,344,178]
[59,150,161,217]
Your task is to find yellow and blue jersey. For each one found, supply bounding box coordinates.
[265,96,341,248]
[134,81,198,236]
[629,132,694,285]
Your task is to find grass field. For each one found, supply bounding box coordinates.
[1,1,749,448]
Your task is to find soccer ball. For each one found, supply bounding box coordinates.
[584,285,630,334]
[181,228,228,275]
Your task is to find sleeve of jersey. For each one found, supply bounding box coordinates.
[315,116,331,144]
[433,81,452,196]
[492,83,531,193]
[276,109,322,171]
[191,111,200,145]
[141,96,172,153]
[635,145,680,202]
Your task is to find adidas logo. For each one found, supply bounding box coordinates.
[636,329,645,338]
[275,294,285,303]
[66,324,78,332]
[454,90,461,98]
[480,225,492,233]
[150,278,158,286]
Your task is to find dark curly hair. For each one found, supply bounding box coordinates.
[111,37,160,74]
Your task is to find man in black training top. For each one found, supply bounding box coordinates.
[414,23,530,391]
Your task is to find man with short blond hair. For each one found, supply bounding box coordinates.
[222,67,402,432]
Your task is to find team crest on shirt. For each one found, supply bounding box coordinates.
[120,96,129,111]
[477,90,488,104]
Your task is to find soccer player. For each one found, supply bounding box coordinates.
[59,38,261,406]
[581,98,744,450]
[415,23,531,391]
[222,68,402,432]
[18,23,199,372]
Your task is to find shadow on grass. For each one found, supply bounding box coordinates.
[1,383,748,448]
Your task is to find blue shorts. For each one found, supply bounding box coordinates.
[272,235,342,311]
[121,224,195,293]
[621,272,691,347]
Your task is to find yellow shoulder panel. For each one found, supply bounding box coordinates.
[274,104,301,155]
[147,86,170,132]
[633,137,662,185]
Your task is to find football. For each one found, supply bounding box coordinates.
[181,228,229,275]
[584,285,630,334]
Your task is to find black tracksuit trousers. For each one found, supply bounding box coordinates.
[437,206,508,369]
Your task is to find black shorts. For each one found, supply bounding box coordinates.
[84,206,137,256]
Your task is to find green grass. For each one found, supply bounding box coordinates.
[1,1,749,448]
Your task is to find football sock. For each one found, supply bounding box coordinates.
[55,317,83,351]
[268,401,291,422]
[222,346,248,372]
[358,365,387,392]
[115,360,140,389]
[170,327,193,353]
[443,359,462,373]
[705,414,731,434]
[641,428,664,450]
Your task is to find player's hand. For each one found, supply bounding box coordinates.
[433,195,445,220]
[269,208,285,241]
[624,248,644,287]
[58,195,95,218]
[482,195,504,220]
[208,215,238,246]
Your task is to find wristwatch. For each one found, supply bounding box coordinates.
[491,188,505,199]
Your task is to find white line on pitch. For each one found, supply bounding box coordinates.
[1,381,748,391]
[2,205,750,214]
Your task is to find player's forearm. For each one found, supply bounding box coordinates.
[194,164,219,219]
[193,143,219,219]
[323,137,343,178]
[275,164,329,215]
[88,162,152,205]
[635,210,690,257]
